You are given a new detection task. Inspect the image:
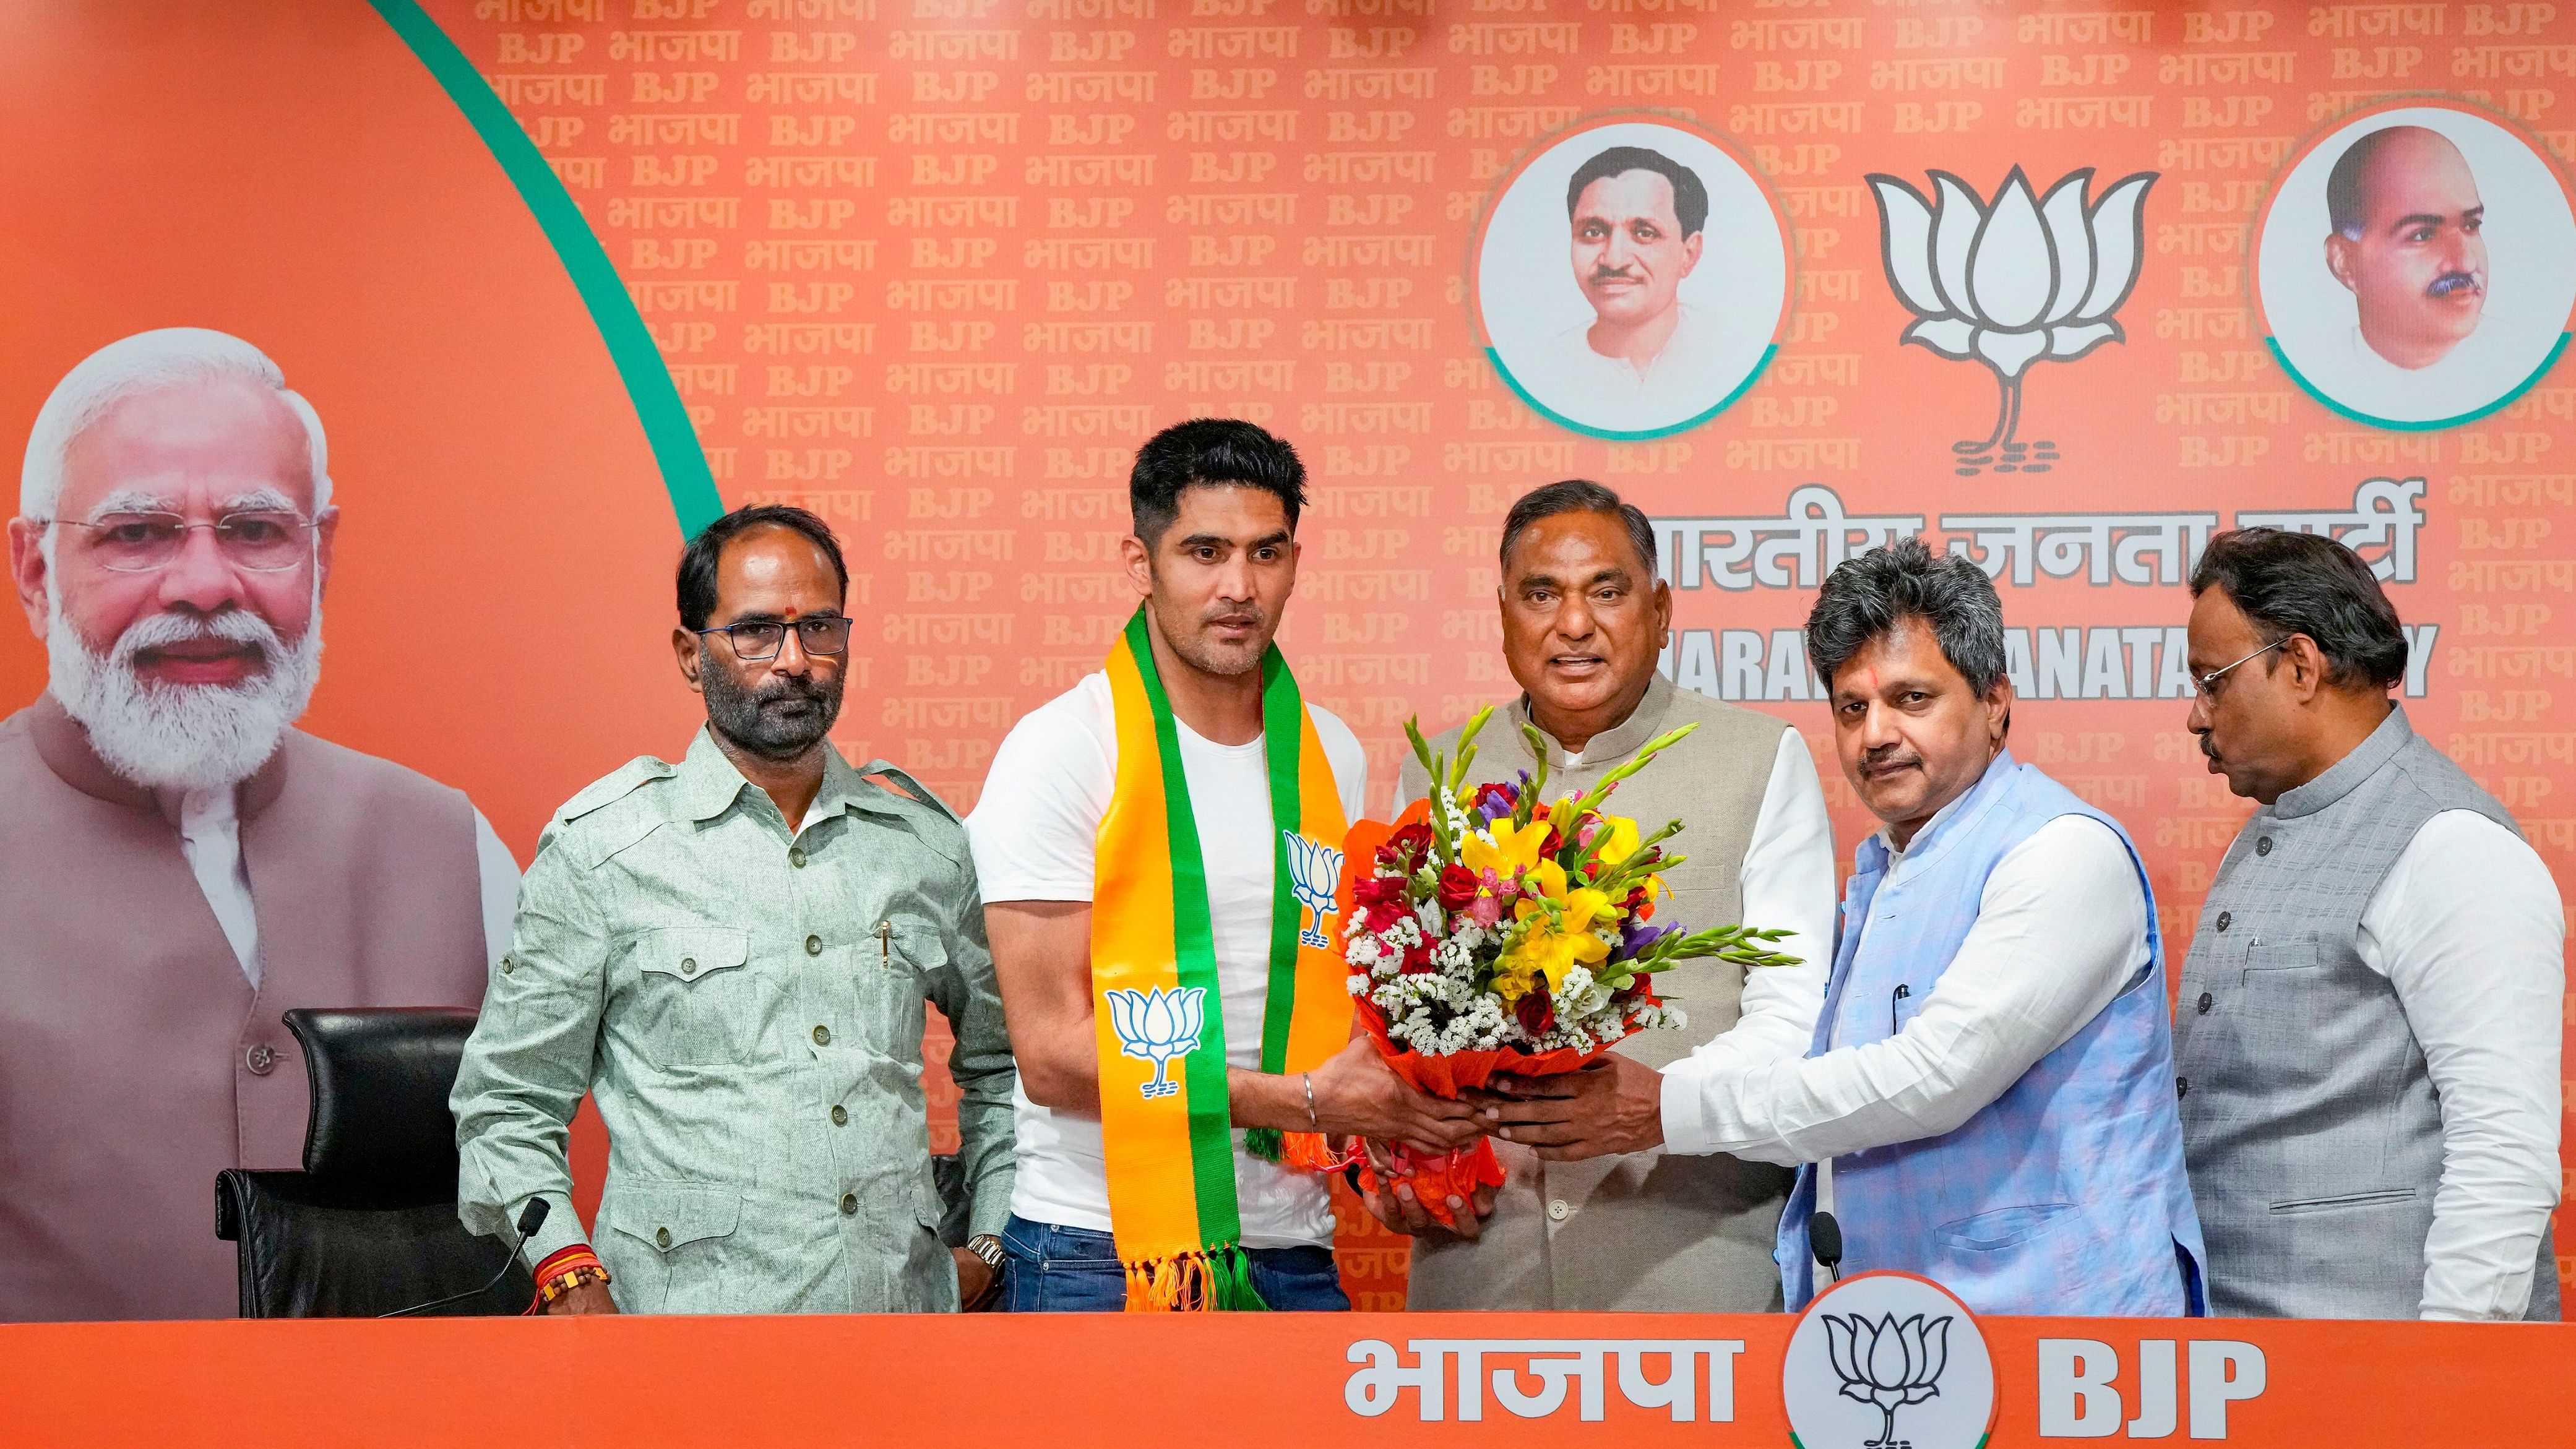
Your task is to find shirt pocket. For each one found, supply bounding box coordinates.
[846,918,937,1060]
[628,927,768,1065]
[606,1179,744,1315]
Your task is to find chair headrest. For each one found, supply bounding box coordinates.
[283,1008,478,1199]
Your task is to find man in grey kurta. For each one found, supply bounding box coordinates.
[2174,528,2560,1320]
[1385,481,1837,1310]
[453,505,1015,1314]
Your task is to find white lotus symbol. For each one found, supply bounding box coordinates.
[1282,831,1344,949]
[1825,1311,1951,1449]
[1868,166,2156,470]
[1105,984,1205,1099]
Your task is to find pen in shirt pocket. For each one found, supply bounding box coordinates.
[1890,983,1910,1034]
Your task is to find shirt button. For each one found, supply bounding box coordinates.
[839,1192,859,1216]
[680,957,696,976]
[2197,992,2214,1015]
[244,1044,277,1076]
[812,1025,832,1047]
[790,846,807,869]
[501,957,515,974]
[1546,1198,1571,1222]
[830,1104,848,1126]
[2176,1076,2190,1099]
[2214,911,2232,932]
[655,1226,671,1250]
[2255,836,2273,857]
[805,934,824,956]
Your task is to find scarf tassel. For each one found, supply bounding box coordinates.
[1122,1245,1270,1312]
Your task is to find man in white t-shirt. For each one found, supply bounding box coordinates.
[967,419,1481,1310]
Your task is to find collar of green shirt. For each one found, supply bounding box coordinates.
[671,724,879,832]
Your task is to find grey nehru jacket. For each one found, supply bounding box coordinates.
[2174,706,2559,1320]
[1397,673,1798,1310]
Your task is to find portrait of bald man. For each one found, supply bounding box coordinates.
[2325,125,2491,374]
[0,328,516,1320]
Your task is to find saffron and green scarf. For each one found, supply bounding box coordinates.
[1091,608,1350,1310]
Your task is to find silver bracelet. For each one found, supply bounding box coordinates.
[1302,1071,1322,1132]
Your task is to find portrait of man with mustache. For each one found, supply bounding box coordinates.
[1516,145,1726,432]
[2325,124,2492,373]
[0,328,516,1321]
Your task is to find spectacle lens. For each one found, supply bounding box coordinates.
[75,512,314,574]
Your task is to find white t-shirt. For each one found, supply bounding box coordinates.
[966,671,1369,1249]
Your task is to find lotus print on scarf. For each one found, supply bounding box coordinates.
[1867,166,2156,476]
[1105,984,1207,1099]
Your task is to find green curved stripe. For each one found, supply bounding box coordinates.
[2265,331,2572,433]
[369,0,723,536]
[1487,344,1778,442]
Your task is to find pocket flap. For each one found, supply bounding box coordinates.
[1934,1202,2076,1252]
[611,1182,743,1252]
[639,927,751,982]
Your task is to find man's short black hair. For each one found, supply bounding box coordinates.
[1130,418,1306,544]
[677,503,850,631]
[1806,538,2010,697]
[2190,527,2407,691]
[1499,479,1658,578]
[1566,145,1709,239]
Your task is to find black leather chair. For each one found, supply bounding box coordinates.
[216,1007,532,1317]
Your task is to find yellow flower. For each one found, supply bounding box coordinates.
[1461,817,1550,879]
[1591,814,1642,866]
[1501,921,1611,994]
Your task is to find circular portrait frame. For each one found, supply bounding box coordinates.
[1468,113,1794,442]
[2254,97,2576,432]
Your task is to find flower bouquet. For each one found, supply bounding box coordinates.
[1338,707,1802,1226]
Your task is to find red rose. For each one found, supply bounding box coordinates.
[1400,940,1438,975]
[1353,874,1406,907]
[1514,991,1556,1036]
[1387,822,1435,862]
[1435,864,1478,910]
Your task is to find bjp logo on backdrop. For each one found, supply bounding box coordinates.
[1867,167,2158,478]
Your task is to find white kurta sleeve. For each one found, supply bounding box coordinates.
[2356,810,2565,1321]
[1663,814,2148,1164]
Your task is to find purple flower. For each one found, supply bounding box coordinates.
[1620,918,1678,958]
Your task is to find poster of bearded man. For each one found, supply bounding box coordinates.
[0,327,516,1323]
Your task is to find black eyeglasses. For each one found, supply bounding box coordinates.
[694,616,853,660]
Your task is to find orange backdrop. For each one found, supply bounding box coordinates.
[1,0,2569,1309]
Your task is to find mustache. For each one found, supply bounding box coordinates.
[2199,734,2221,762]
[1587,265,1642,285]
[120,609,282,671]
[2426,270,2484,298]
[1859,746,1923,772]
[751,672,832,705]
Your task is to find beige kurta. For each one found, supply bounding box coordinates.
[0,694,489,1321]
[1396,674,1798,1310]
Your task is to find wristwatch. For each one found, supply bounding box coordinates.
[963,1234,1005,1309]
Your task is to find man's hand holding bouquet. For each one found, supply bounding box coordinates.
[1337,707,1801,1229]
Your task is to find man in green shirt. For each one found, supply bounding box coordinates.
[452,504,1014,1314]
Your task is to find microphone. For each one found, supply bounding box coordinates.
[380,1198,550,1318]
[1810,1210,1845,1284]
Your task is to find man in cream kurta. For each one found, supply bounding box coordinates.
[1389,483,1837,1310]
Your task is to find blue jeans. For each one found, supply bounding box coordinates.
[998,1214,1350,1312]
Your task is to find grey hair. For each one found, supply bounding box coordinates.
[20,328,332,523]
[1805,537,2009,695]
[1498,478,1658,578]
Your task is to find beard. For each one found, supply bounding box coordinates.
[700,648,843,760]
[46,583,324,794]
[1153,596,1270,677]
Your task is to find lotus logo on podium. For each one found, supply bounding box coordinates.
[1105,985,1205,1099]
[1283,831,1344,949]
[1784,1273,1994,1449]
[1866,166,2156,478]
